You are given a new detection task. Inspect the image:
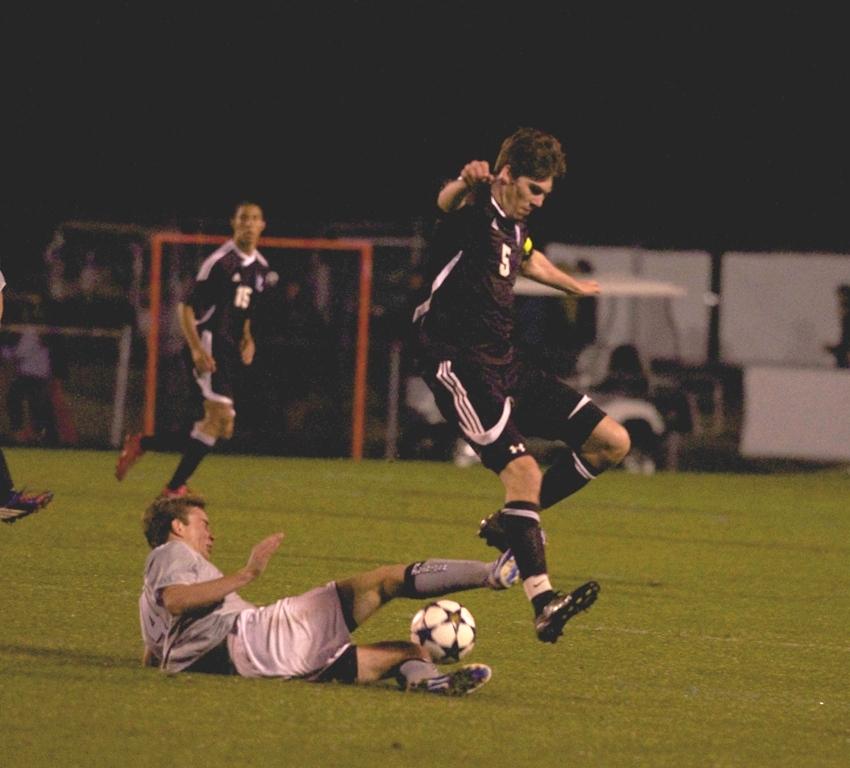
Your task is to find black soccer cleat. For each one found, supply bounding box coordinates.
[534,581,600,643]
[478,511,510,552]
[478,510,547,552]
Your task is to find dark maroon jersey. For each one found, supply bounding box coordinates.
[187,240,270,346]
[413,194,533,365]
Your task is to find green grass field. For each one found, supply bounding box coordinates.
[1,447,847,767]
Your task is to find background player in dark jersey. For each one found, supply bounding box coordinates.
[0,269,53,523]
[411,127,631,643]
[116,202,270,497]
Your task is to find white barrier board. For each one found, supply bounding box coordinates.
[741,366,850,461]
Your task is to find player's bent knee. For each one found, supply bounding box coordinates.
[205,403,235,439]
[215,408,235,439]
[220,414,235,439]
[606,421,631,465]
[583,417,631,470]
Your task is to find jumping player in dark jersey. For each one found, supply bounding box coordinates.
[411,128,631,643]
[116,202,270,497]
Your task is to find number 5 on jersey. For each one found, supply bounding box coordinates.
[499,243,511,277]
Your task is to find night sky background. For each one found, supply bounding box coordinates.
[4,3,849,281]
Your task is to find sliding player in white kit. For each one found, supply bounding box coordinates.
[139,494,518,695]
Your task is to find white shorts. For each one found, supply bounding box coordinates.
[227,582,352,679]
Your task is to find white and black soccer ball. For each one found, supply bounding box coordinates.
[410,599,476,663]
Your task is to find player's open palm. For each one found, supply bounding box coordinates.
[246,532,285,578]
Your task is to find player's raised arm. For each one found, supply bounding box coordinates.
[162,532,284,616]
[437,160,494,212]
[521,249,601,297]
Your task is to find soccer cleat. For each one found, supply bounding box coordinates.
[0,489,54,524]
[534,581,600,643]
[115,433,145,481]
[159,484,190,499]
[478,511,509,552]
[478,511,547,552]
[487,548,519,590]
[406,663,492,696]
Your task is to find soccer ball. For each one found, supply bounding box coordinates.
[410,599,476,663]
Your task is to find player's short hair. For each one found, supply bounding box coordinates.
[233,200,264,218]
[494,127,567,180]
[143,495,207,549]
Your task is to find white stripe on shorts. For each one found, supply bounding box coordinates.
[193,330,234,405]
[572,451,597,481]
[436,361,512,446]
[568,394,591,419]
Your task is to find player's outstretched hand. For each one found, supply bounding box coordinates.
[574,279,601,296]
[245,532,285,579]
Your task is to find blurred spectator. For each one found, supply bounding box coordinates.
[824,284,850,368]
[44,230,71,302]
[595,343,650,398]
[246,273,336,451]
[2,323,56,445]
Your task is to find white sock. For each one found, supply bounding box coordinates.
[523,574,553,601]
[398,659,440,686]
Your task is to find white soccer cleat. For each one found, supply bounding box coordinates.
[405,663,492,696]
[487,548,519,590]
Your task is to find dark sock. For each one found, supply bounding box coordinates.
[531,590,558,616]
[0,448,13,499]
[540,451,595,509]
[501,501,547,579]
[167,438,211,489]
[141,433,192,453]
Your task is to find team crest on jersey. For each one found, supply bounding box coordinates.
[232,273,241,282]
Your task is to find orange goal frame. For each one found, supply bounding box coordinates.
[145,233,374,460]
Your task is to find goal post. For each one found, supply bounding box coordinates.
[145,233,374,460]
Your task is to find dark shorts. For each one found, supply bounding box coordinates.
[189,331,237,406]
[419,353,606,473]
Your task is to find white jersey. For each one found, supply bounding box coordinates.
[139,541,253,672]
